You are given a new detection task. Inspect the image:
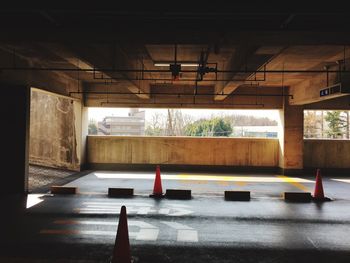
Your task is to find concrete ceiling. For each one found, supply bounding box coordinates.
[1,7,350,109]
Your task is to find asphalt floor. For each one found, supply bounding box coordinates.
[1,171,350,262]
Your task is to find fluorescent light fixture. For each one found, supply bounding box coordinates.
[154,62,199,67]
[154,63,171,67]
[181,63,200,67]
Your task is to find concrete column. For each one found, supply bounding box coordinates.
[0,85,30,195]
[80,106,89,170]
[278,96,304,175]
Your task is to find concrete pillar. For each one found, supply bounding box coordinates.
[278,96,304,175]
[80,106,89,170]
[0,85,30,195]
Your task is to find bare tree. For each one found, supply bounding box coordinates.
[146,109,193,136]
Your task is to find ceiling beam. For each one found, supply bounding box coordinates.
[43,43,150,99]
[215,46,273,100]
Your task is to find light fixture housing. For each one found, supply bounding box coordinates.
[154,62,199,67]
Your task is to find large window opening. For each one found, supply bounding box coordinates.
[304,110,350,139]
[88,108,279,138]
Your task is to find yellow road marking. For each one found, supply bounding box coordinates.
[178,174,313,183]
[235,181,247,187]
[276,175,310,192]
[95,172,313,183]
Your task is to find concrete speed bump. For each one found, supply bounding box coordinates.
[50,186,77,194]
[108,188,134,198]
[284,192,312,202]
[224,191,250,201]
[165,189,191,200]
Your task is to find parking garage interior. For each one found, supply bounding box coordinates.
[1,5,350,263]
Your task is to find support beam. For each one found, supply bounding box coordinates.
[0,45,82,98]
[45,44,149,99]
[215,46,258,101]
[215,46,281,101]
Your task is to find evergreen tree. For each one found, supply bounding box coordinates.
[325,111,348,138]
[185,118,232,137]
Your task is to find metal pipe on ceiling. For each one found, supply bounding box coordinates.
[69,91,293,98]
[100,101,266,107]
[91,77,266,82]
[1,67,350,74]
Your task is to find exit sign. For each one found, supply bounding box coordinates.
[320,88,330,97]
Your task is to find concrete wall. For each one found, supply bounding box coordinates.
[304,139,350,169]
[29,89,81,171]
[87,136,279,168]
[86,136,350,172]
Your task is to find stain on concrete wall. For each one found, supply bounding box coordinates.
[29,89,80,170]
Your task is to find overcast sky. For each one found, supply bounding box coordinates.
[88,108,280,123]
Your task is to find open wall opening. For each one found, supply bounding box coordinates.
[304,110,350,171]
[87,108,280,172]
[88,108,279,138]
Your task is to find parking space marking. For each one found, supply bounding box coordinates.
[276,175,310,192]
[134,229,159,241]
[161,221,198,242]
[177,229,198,242]
[161,221,193,230]
[74,202,194,216]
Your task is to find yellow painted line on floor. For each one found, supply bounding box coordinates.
[178,174,313,183]
[235,181,247,187]
[95,172,314,183]
[276,175,310,192]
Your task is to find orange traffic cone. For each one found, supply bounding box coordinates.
[150,165,164,197]
[313,168,328,201]
[111,206,132,263]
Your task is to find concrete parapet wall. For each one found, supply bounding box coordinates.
[304,139,350,169]
[87,136,279,167]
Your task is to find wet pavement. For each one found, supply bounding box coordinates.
[1,171,350,262]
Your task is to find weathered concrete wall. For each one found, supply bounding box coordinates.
[87,136,279,167]
[304,139,350,169]
[29,89,81,171]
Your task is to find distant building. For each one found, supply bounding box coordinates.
[98,109,145,136]
[232,126,278,138]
